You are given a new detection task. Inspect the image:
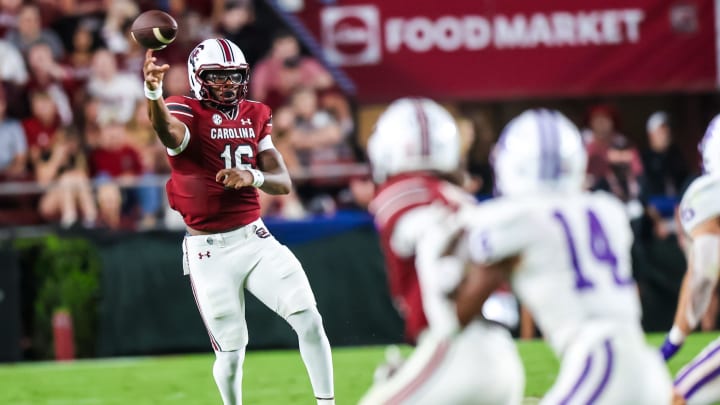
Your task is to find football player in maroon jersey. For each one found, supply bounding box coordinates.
[142,39,334,405]
[360,98,523,404]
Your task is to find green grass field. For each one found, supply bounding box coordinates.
[0,333,717,405]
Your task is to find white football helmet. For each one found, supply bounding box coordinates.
[187,38,249,106]
[493,109,587,196]
[700,114,720,175]
[367,97,460,183]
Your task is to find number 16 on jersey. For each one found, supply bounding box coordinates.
[220,144,254,170]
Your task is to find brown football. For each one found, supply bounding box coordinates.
[130,10,178,50]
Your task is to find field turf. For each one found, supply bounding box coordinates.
[0,332,717,405]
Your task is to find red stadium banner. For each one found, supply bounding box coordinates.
[289,0,718,103]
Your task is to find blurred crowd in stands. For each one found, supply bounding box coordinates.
[459,103,695,241]
[580,104,692,241]
[0,1,698,235]
[0,0,363,230]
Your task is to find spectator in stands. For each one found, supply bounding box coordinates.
[583,104,643,193]
[602,136,643,203]
[167,0,220,21]
[639,111,690,240]
[286,86,352,213]
[22,91,61,156]
[640,111,689,198]
[0,39,28,86]
[99,0,137,55]
[80,96,101,148]
[250,29,334,109]
[0,39,28,118]
[162,65,190,97]
[289,87,347,165]
[272,105,303,174]
[216,0,269,67]
[32,125,97,228]
[54,0,106,18]
[86,48,143,125]
[0,86,28,180]
[89,119,160,229]
[64,19,99,87]
[155,8,209,65]
[346,175,375,210]
[0,0,22,37]
[126,101,169,175]
[25,41,74,125]
[257,105,306,218]
[116,16,146,75]
[6,3,65,59]
[319,90,354,139]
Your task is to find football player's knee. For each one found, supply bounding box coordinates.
[288,308,325,342]
[213,350,240,377]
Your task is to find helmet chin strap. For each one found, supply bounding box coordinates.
[202,88,240,109]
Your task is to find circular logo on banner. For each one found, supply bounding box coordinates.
[333,16,372,56]
[321,5,381,66]
[212,113,222,125]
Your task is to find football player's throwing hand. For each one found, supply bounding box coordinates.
[143,49,169,91]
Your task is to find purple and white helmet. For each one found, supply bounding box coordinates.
[700,115,720,175]
[493,109,587,196]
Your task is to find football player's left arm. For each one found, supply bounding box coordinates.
[215,147,291,195]
[254,148,292,195]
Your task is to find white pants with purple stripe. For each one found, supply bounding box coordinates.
[358,321,524,405]
[675,336,720,405]
[541,322,672,405]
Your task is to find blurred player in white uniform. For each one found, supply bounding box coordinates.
[438,109,672,405]
[660,115,720,405]
[358,98,524,405]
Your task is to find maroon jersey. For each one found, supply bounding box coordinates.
[164,96,273,231]
[369,173,471,344]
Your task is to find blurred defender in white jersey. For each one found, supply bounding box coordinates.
[660,115,720,405]
[436,109,672,405]
[359,98,524,405]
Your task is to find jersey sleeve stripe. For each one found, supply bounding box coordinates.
[170,111,193,118]
[258,136,275,152]
[167,125,191,156]
[167,104,194,115]
[373,189,433,228]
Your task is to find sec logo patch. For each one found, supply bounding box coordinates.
[212,113,222,125]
